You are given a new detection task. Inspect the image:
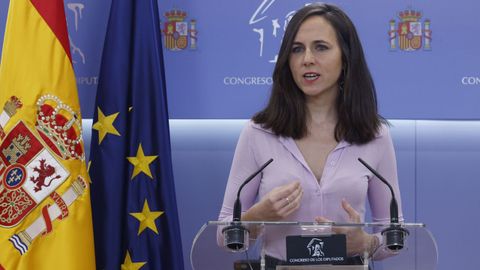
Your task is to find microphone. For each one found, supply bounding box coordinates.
[222,158,273,252]
[358,158,408,251]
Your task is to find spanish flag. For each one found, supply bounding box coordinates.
[0,1,95,269]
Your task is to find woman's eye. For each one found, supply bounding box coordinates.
[316,44,328,51]
[291,46,304,53]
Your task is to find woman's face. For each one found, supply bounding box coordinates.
[288,15,343,100]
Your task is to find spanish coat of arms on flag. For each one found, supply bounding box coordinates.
[0,0,96,269]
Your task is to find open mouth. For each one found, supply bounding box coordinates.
[303,73,320,81]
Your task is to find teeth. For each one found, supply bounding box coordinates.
[304,74,319,80]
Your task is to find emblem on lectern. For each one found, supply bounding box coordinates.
[307,238,325,257]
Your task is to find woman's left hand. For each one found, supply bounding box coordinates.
[315,199,377,257]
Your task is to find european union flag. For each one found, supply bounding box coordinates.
[89,0,184,269]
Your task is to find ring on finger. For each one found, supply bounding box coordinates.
[285,197,290,204]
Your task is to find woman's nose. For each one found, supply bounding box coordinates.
[303,49,315,66]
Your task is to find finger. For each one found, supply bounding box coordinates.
[315,216,346,235]
[281,196,291,208]
[283,184,302,204]
[277,191,298,210]
[265,183,295,204]
[273,181,301,199]
[342,199,360,223]
[283,189,303,212]
[276,188,303,218]
[315,216,331,223]
[277,190,299,213]
[269,181,302,212]
[282,204,301,218]
[292,188,303,204]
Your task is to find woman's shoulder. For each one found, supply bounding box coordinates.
[237,120,283,154]
[243,120,275,135]
[352,122,394,156]
[238,120,281,146]
[370,122,393,145]
[377,122,392,137]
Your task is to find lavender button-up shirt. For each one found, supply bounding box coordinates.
[219,120,403,259]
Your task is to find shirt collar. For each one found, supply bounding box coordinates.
[251,121,351,150]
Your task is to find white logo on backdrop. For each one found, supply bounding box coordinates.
[67,3,86,64]
[223,2,312,87]
[249,1,311,63]
[66,2,98,86]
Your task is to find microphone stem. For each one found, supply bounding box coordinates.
[232,158,274,222]
[358,158,397,206]
[358,158,399,224]
[236,158,273,198]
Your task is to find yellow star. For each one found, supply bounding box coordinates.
[126,144,158,179]
[92,107,121,144]
[130,199,164,235]
[121,251,146,270]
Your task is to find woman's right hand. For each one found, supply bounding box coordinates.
[242,181,303,221]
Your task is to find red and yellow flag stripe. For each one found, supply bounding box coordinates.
[0,0,95,269]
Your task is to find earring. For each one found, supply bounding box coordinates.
[339,67,346,92]
[339,79,345,92]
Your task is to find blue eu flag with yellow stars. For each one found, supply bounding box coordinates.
[88,0,184,269]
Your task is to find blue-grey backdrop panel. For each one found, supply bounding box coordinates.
[1,0,479,119]
[82,119,478,270]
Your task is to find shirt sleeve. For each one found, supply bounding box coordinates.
[367,125,404,260]
[367,125,403,223]
[218,121,262,222]
[216,122,264,247]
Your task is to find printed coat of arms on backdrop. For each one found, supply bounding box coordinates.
[389,9,432,51]
[162,9,197,51]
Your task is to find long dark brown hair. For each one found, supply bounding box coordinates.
[253,3,385,144]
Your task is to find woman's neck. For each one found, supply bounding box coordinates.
[305,95,338,127]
